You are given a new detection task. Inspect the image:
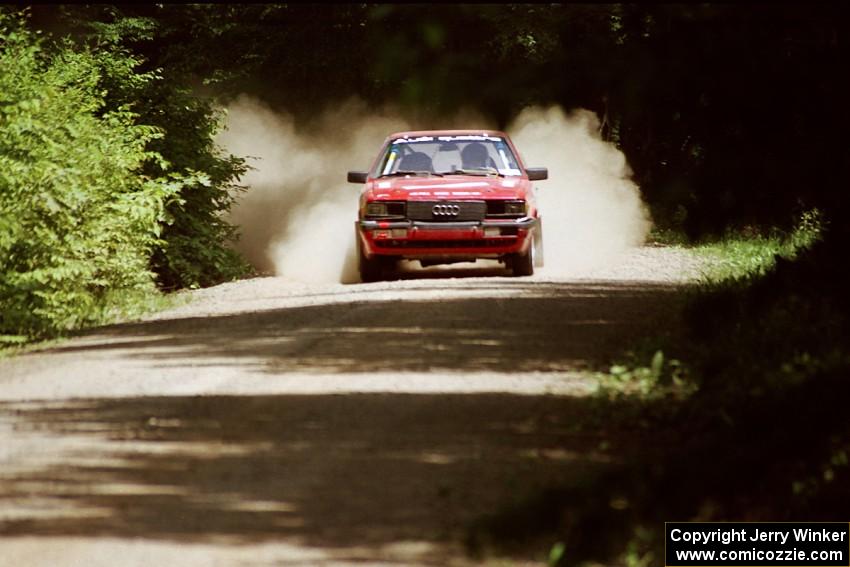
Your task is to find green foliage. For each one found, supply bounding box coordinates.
[684,210,842,395]
[547,541,566,566]
[67,8,252,289]
[0,11,248,339]
[694,209,824,284]
[596,349,695,402]
[141,87,251,289]
[486,215,847,566]
[597,211,828,408]
[0,13,172,337]
[697,235,787,281]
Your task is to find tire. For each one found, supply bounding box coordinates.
[511,233,535,277]
[358,238,384,283]
[533,221,544,268]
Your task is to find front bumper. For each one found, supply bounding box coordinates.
[357,217,538,259]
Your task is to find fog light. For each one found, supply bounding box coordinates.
[374,230,390,239]
[484,227,500,237]
[390,228,407,238]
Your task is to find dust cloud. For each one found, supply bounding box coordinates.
[507,105,652,274]
[217,97,650,282]
[216,96,409,283]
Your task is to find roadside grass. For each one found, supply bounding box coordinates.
[693,209,823,284]
[0,289,187,358]
[647,226,691,247]
[473,209,850,567]
[595,209,825,404]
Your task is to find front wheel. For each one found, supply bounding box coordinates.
[359,254,384,283]
[533,221,544,268]
[511,233,535,277]
[358,237,396,282]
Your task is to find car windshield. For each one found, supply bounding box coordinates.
[374,135,523,177]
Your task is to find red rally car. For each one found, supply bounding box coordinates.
[347,130,548,282]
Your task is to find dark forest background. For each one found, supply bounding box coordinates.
[30,4,850,238]
[3,4,850,565]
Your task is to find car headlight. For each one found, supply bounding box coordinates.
[504,200,527,215]
[363,200,406,219]
[366,202,389,217]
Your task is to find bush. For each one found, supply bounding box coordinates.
[66,11,252,290]
[0,14,209,340]
[0,11,253,341]
[142,84,251,290]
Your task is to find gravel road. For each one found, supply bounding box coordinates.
[0,246,706,566]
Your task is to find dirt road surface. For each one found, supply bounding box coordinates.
[0,247,705,566]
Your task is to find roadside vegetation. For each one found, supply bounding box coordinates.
[596,210,825,403]
[0,10,249,346]
[470,211,850,566]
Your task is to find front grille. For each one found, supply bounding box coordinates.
[377,238,517,249]
[406,200,486,222]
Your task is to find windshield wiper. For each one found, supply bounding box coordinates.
[442,167,504,177]
[379,170,443,178]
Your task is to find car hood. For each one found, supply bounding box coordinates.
[364,175,529,201]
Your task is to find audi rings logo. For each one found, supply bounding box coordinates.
[432,204,460,216]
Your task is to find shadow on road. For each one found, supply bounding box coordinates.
[0,278,701,564]
[0,393,631,559]
[43,280,688,375]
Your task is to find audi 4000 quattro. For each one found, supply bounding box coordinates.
[347,130,548,282]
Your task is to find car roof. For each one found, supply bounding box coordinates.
[388,129,509,139]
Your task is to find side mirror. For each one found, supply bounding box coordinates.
[526,167,548,181]
[347,171,368,183]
